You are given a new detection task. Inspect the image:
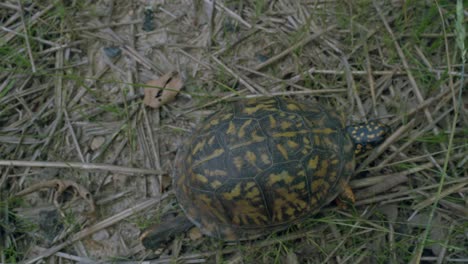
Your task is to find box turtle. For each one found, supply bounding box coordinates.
[141,97,389,248]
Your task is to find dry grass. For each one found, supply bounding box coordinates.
[0,0,467,263]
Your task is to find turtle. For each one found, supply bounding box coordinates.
[140,97,389,248]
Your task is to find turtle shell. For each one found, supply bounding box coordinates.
[174,97,355,240]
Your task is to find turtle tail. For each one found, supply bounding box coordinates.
[140,215,194,249]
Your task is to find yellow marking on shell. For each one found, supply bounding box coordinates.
[311,179,325,192]
[274,131,296,138]
[195,174,208,183]
[221,113,233,120]
[244,105,260,114]
[293,181,305,190]
[328,171,337,182]
[204,169,228,177]
[192,148,224,167]
[287,140,299,149]
[280,121,293,130]
[314,135,320,145]
[311,180,330,200]
[272,130,309,138]
[312,128,336,134]
[269,170,294,185]
[246,151,257,165]
[331,159,339,165]
[232,200,268,225]
[251,130,266,142]
[276,144,288,159]
[269,115,277,128]
[227,121,236,134]
[272,198,286,221]
[246,98,258,105]
[367,134,376,139]
[199,194,226,223]
[230,138,264,149]
[233,156,244,171]
[210,180,222,189]
[261,153,271,164]
[245,181,256,189]
[298,169,306,177]
[244,104,274,115]
[286,103,300,111]
[323,137,334,147]
[303,137,310,144]
[245,186,260,200]
[308,155,319,169]
[238,119,253,138]
[191,139,206,155]
[316,160,329,177]
[272,188,307,221]
[208,135,216,145]
[223,183,242,200]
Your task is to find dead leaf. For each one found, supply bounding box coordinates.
[408,212,447,256]
[143,71,183,108]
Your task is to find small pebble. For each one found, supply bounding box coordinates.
[91,136,106,150]
[103,47,122,58]
[188,227,202,240]
[92,229,110,241]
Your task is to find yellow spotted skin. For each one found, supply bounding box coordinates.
[345,121,389,154]
[173,97,384,241]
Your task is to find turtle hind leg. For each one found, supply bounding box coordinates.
[335,180,356,209]
[140,215,194,249]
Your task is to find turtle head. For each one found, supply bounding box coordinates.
[345,121,390,154]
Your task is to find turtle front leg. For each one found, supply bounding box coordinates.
[336,180,356,209]
[140,215,194,249]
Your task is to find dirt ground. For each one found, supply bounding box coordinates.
[0,0,467,263]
